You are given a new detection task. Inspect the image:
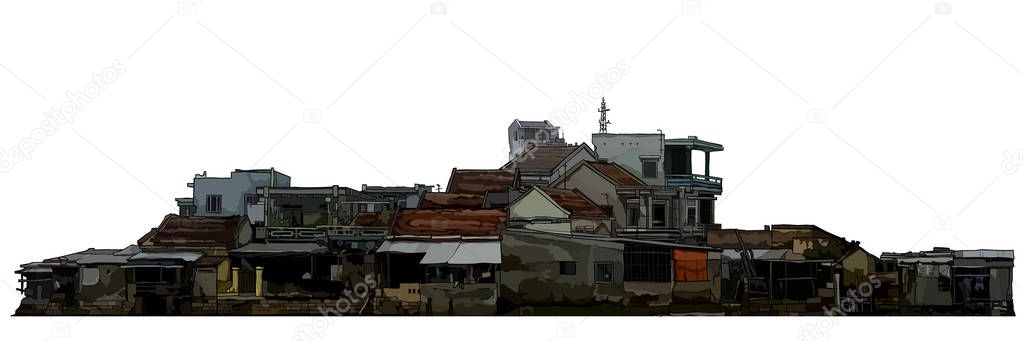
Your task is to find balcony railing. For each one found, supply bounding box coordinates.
[617,224,721,237]
[255,225,389,243]
[666,174,723,193]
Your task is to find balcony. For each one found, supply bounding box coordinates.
[666,174,723,194]
[616,224,721,240]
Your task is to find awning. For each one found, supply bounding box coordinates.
[129,252,203,262]
[231,243,330,255]
[447,242,501,264]
[376,241,431,254]
[419,242,461,264]
[377,241,501,265]
[124,251,202,268]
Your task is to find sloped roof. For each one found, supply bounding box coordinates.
[350,212,391,227]
[585,161,645,186]
[144,214,246,248]
[419,193,485,209]
[392,209,506,237]
[502,144,594,173]
[537,187,609,219]
[446,169,516,195]
[513,119,555,129]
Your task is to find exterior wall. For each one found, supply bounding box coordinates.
[623,282,672,307]
[507,189,571,234]
[547,149,597,185]
[77,265,129,314]
[420,283,498,316]
[500,231,625,308]
[194,171,290,217]
[557,166,627,233]
[840,249,876,288]
[592,134,665,186]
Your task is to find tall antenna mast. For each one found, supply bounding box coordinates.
[598,97,612,133]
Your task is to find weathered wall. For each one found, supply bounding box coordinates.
[500,231,624,307]
[420,283,497,316]
[623,282,672,307]
[707,229,772,249]
[78,265,127,303]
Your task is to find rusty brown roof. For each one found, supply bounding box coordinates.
[503,144,593,173]
[392,209,506,237]
[537,187,610,219]
[446,169,516,195]
[419,193,486,209]
[586,161,646,186]
[350,212,391,227]
[145,214,246,248]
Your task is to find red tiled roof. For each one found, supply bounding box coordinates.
[446,169,516,195]
[586,161,645,186]
[392,209,506,237]
[419,193,485,209]
[538,187,610,219]
[145,214,247,248]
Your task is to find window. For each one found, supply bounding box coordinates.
[81,268,100,286]
[559,261,577,276]
[686,200,698,224]
[600,206,614,218]
[642,161,657,178]
[206,195,222,213]
[245,194,260,205]
[652,202,667,227]
[624,245,671,282]
[594,262,614,283]
[626,200,640,227]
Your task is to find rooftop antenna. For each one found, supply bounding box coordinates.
[598,97,612,133]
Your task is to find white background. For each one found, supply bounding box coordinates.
[1,0,1020,339]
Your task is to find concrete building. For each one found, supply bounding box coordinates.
[507,119,567,161]
[590,133,724,242]
[175,169,291,219]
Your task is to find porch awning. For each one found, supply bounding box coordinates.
[377,241,501,264]
[376,241,431,254]
[418,242,461,264]
[447,242,501,264]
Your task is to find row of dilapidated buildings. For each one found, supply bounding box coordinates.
[14,118,1014,316]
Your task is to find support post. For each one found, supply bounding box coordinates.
[230,267,239,293]
[255,266,264,297]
